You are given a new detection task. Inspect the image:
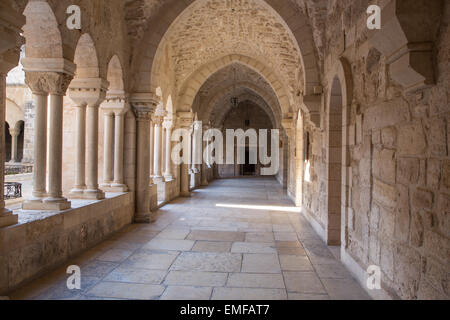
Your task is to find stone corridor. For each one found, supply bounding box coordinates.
[10,177,370,300]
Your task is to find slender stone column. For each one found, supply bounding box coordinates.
[153,119,163,182]
[102,111,114,186]
[201,140,209,186]
[69,104,87,195]
[29,91,48,200]
[149,120,154,178]
[9,127,20,163]
[112,109,128,191]
[131,93,157,223]
[163,119,174,181]
[44,84,71,210]
[85,103,105,199]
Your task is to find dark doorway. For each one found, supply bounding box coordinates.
[243,147,256,176]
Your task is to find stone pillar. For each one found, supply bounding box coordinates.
[69,104,87,196]
[201,135,209,186]
[9,127,20,163]
[29,90,48,201]
[0,3,24,226]
[102,111,114,186]
[131,94,157,223]
[112,109,128,191]
[149,120,154,178]
[163,119,174,181]
[85,103,105,199]
[43,75,72,210]
[153,119,163,182]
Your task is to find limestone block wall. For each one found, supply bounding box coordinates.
[290,0,450,300]
[0,193,134,295]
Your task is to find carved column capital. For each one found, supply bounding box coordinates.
[176,111,194,129]
[25,72,73,95]
[130,93,158,121]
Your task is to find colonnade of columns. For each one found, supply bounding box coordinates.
[67,78,109,200]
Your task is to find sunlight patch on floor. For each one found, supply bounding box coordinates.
[215,203,302,212]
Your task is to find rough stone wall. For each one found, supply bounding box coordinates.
[294,0,450,300]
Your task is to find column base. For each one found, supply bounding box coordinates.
[134,213,156,224]
[22,198,71,211]
[201,181,209,186]
[109,184,129,192]
[83,189,106,200]
[180,192,191,198]
[164,175,173,182]
[0,208,18,228]
[68,188,85,198]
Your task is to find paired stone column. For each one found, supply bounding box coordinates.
[9,127,20,163]
[68,78,108,200]
[163,118,174,181]
[0,2,24,227]
[101,95,129,192]
[131,93,157,223]
[22,69,75,211]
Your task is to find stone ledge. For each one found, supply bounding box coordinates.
[0,192,134,295]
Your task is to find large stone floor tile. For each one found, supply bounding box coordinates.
[314,263,353,279]
[187,230,245,242]
[241,254,281,273]
[164,271,228,287]
[160,286,212,300]
[155,227,191,240]
[170,252,242,272]
[191,241,232,253]
[97,249,134,262]
[245,232,275,242]
[103,267,167,285]
[86,282,165,300]
[142,239,195,252]
[212,287,287,300]
[123,250,179,270]
[231,242,277,254]
[321,278,371,300]
[227,273,285,289]
[288,293,330,300]
[283,272,326,294]
[279,255,314,271]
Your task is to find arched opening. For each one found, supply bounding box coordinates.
[327,76,343,245]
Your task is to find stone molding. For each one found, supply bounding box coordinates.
[368,0,444,92]
[302,94,321,128]
[68,78,109,106]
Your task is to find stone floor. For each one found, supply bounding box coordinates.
[10,177,371,300]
